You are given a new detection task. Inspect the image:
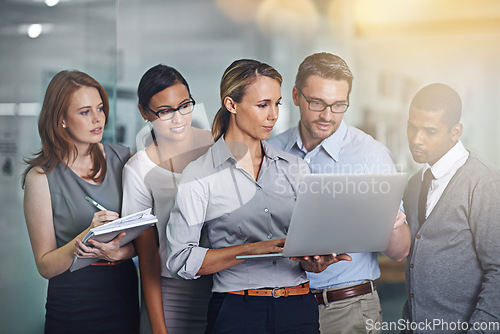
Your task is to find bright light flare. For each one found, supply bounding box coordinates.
[27,24,43,38]
[45,0,60,7]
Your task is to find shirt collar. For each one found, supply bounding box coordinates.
[287,120,347,161]
[212,136,234,168]
[284,125,301,152]
[212,135,289,168]
[262,139,289,161]
[422,141,468,180]
[320,120,347,161]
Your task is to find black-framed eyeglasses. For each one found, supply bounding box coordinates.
[297,88,349,114]
[145,99,195,121]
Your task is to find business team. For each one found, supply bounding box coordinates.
[23,52,500,333]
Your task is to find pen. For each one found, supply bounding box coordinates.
[84,196,107,211]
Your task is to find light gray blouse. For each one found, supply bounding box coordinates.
[166,137,310,293]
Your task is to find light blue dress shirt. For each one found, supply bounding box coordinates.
[268,120,397,289]
[166,137,311,293]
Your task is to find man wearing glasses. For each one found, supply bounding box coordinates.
[269,52,410,333]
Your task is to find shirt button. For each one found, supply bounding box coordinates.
[410,264,414,268]
[305,158,311,163]
[264,208,269,213]
[267,234,273,239]
[273,260,277,265]
[410,293,414,298]
[416,234,421,239]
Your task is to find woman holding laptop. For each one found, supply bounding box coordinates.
[166,59,351,333]
[22,70,139,333]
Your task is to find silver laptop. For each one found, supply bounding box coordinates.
[236,173,408,260]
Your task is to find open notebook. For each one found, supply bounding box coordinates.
[70,208,157,271]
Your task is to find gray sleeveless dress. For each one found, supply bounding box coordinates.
[44,143,139,334]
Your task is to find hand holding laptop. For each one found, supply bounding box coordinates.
[235,237,353,273]
[392,210,406,230]
[290,253,353,273]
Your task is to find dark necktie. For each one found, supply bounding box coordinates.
[418,169,435,227]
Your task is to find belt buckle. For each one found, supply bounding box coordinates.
[322,289,330,307]
[272,287,287,298]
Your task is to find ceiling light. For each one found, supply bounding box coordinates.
[27,24,42,38]
[45,0,60,7]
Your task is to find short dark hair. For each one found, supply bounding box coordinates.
[137,64,191,108]
[295,52,354,97]
[410,83,462,127]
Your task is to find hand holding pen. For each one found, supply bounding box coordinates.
[76,196,125,260]
[84,196,119,229]
[84,196,107,211]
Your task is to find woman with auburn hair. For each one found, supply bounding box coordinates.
[23,70,139,333]
[122,64,213,334]
[166,59,351,333]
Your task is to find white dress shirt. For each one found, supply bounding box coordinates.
[422,141,469,219]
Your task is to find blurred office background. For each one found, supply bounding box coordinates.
[1,0,500,333]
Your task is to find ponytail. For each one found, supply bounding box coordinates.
[212,107,230,142]
[214,59,282,142]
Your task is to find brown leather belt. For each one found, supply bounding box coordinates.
[91,260,127,266]
[228,283,310,298]
[314,281,376,305]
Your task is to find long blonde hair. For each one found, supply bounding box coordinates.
[212,59,282,142]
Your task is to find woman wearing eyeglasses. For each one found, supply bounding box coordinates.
[122,64,213,334]
[166,59,351,334]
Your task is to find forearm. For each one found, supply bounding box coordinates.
[139,256,167,333]
[467,180,500,330]
[134,228,168,332]
[196,244,249,275]
[197,239,285,276]
[36,227,92,279]
[383,223,410,261]
[467,267,500,332]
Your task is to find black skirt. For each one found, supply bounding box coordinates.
[45,259,139,334]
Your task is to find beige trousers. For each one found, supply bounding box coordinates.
[316,288,382,334]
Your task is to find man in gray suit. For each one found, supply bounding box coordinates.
[403,83,500,333]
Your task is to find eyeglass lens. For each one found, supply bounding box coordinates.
[155,101,194,121]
